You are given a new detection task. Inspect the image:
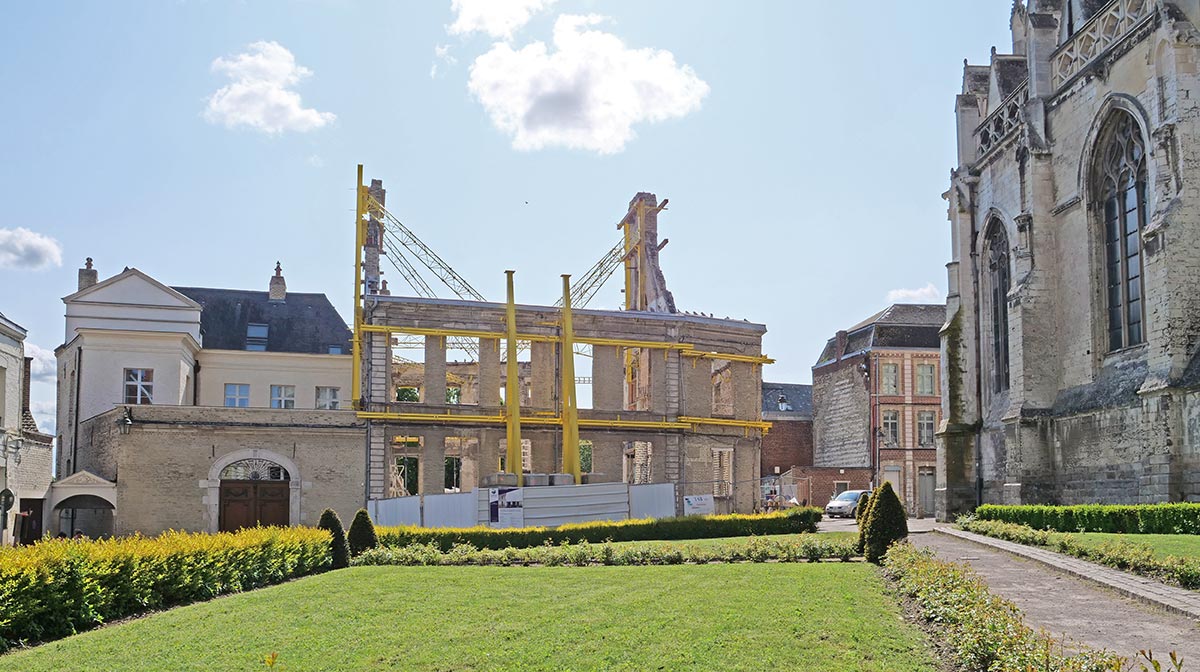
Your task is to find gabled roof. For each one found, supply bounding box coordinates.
[172,287,351,355]
[63,267,202,310]
[815,304,945,367]
[762,382,812,419]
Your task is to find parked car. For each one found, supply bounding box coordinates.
[825,489,870,518]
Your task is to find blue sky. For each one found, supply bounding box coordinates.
[0,1,1013,433]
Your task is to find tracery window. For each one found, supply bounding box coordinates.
[220,458,290,481]
[986,225,1011,393]
[1097,112,1147,351]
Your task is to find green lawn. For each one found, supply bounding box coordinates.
[613,531,856,549]
[6,564,937,671]
[1071,532,1200,560]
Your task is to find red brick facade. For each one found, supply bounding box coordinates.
[788,466,873,509]
[760,418,813,476]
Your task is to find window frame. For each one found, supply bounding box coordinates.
[881,409,900,447]
[917,410,936,447]
[880,362,899,395]
[984,222,1012,393]
[315,386,340,410]
[916,363,936,396]
[270,384,296,409]
[1096,111,1148,352]
[224,383,250,408]
[123,368,154,405]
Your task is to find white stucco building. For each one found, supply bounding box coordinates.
[1,310,54,545]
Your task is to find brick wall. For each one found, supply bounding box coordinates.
[789,467,872,510]
[760,418,812,476]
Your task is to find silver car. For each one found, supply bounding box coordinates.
[825,489,870,518]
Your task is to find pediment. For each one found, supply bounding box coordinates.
[64,269,201,310]
[54,470,116,488]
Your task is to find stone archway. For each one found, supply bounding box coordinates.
[202,449,301,533]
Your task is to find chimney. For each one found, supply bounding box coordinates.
[269,261,287,303]
[20,355,38,434]
[78,257,98,291]
[835,330,848,358]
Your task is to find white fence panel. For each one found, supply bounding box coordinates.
[629,483,676,519]
[520,482,630,527]
[367,496,421,527]
[423,492,479,528]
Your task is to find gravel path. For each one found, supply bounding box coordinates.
[910,532,1200,664]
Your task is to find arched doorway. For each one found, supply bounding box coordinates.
[218,458,291,532]
[54,494,116,538]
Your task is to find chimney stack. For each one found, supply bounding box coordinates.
[20,355,39,434]
[78,257,98,291]
[269,261,287,302]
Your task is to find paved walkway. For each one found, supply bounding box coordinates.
[912,529,1200,663]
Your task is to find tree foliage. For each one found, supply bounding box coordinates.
[348,508,379,557]
[863,481,908,564]
[318,508,350,569]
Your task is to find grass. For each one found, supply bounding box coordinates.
[6,564,938,671]
[1071,532,1200,560]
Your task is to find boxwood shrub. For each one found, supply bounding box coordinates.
[376,507,822,551]
[975,503,1200,534]
[0,526,330,651]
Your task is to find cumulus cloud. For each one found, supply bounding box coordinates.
[468,15,709,154]
[0,227,63,270]
[449,0,555,40]
[886,282,945,304]
[430,44,458,79]
[24,344,57,383]
[204,41,335,134]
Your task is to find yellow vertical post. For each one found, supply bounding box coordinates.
[560,274,581,483]
[351,164,366,410]
[504,270,523,486]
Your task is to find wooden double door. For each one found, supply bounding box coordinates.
[219,480,289,532]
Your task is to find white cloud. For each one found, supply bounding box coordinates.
[468,14,709,154]
[0,227,63,270]
[30,400,55,436]
[430,44,458,79]
[24,344,57,383]
[204,41,335,134]
[449,0,555,40]
[886,282,945,304]
[306,154,324,168]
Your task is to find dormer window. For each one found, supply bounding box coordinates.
[246,323,268,351]
[776,394,792,412]
[328,345,344,355]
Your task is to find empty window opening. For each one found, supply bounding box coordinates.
[712,448,733,497]
[711,359,734,417]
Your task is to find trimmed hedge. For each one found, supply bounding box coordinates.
[0,527,330,651]
[862,482,907,564]
[355,534,857,567]
[885,543,1126,671]
[348,508,379,557]
[376,508,822,551]
[959,517,1200,590]
[975,503,1200,534]
[318,508,350,569]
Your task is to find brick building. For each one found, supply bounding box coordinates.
[940,0,1200,518]
[760,382,812,477]
[812,304,944,516]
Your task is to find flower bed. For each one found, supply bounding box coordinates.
[0,526,330,651]
[355,534,856,567]
[376,507,822,551]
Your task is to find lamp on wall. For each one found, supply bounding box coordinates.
[116,408,133,435]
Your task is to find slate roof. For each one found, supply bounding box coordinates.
[815,304,945,367]
[762,382,812,419]
[172,287,351,355]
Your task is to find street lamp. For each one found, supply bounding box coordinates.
[116,408,133,435]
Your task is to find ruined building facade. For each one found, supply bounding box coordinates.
[939,0,1200,518]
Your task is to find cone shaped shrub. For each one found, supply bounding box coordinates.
[348,508,379,557]
[856,491,876,555]
[863,481,908,564]
[318,508,350,569]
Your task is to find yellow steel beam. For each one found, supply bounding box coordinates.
[504,270,523,486]
[358,412,503,424]
[681,351,776,365]
[678,416,773,433]
[560,275,581,482]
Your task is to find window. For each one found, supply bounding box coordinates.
[712,448,733,497]
[316,386,340,410]
[270,385,295,409]
[916,363,936,396]
[881,363,899,395]
[918,411,936,447]
[1098,111,1147,351]
[833,481,850,495]
[397,387,420,402]
[986,223,1011,392]
[328,345,343,355]
[881,410,900,447]
[711,360,734,416]
[246,323,269,351]
[123,368,153,405]
[224,383,250,407]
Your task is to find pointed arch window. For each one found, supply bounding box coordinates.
[1097,112,1147,351]
[986,224,1011,393]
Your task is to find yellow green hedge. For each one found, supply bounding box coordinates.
[377,508,823,551]
[0,526,330,650]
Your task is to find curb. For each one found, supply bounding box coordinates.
[933,527,1200,623]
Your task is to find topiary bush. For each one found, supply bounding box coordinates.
[856,491,876,555]
[318,508,350,569]
[863,481,907,564]
[348,508,379,557]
